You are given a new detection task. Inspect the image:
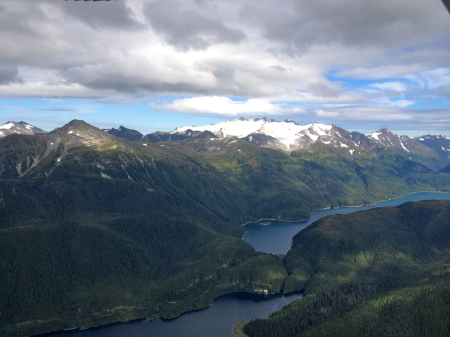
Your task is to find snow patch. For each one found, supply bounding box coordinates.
[400,140,410,152]
[101,172,113,179]
[68,130,73,134]
[173,118,332,148]
[143,143,148,146]
[368,131,382,141]
[340,143,348,148]
[0,123,14,130]
[349,149,354,155]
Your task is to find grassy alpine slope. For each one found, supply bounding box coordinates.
[243,199,450,337]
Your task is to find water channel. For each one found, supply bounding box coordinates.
[244,192,450,254]
[40,192,450,337]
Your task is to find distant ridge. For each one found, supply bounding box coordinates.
[103,117,450,170]
[0,121,46,138]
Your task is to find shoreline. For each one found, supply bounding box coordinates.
[241,190,450,228]
[234,321,250,337]
[23,191,450,337]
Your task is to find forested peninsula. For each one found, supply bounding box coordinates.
[243,199,450,337]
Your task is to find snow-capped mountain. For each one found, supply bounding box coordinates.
[173,117,336,151]
[367,128,426,153]
[170,117,450,169]
[415,135,450,156]
[0,121,46,138]
[99,117,450,170]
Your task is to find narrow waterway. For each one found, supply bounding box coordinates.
[39,192,450,337]
[39,292,303,337]
[243,192,450,254]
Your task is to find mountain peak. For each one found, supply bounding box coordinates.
[108,125,143,141]
[62,119,93,129]
[284,118,297,124]
[51,120,120,148]
[0,121,46,138]
[367,128,393,141]
[172,117,334,150]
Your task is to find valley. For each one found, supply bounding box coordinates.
[0,118,449,337]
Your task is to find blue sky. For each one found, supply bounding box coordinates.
[0,0,449,137]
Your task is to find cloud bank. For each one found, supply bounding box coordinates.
[0,0,449,133]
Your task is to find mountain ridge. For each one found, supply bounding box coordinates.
[0,118,449,336]
[2,118,449,171]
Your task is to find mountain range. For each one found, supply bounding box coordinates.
[0,118,449,336]
[6,117,448,171]
[100,118,450,171]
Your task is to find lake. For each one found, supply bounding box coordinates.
[39,191,450,337]
[243,192,450,254]
[39,292,303,337]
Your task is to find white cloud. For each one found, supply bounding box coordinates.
[316,110,341,117]
[405,68,450,89]
[368,97,414,108]
[152,96,304,116]
[369,82,406,92]
[0,0,449,135]
[335,64,426,79]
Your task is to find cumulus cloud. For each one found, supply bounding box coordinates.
[240,0,450,55]
[152,96,304,116]
[0,0,449,134]
[307,82,341,98]
[0,65,18,84]
[53,0,140,29]
[143,0,245,50]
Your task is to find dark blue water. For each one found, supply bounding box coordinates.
[244,192,450,254]
[40,292,303,337]
[39,192,450,337]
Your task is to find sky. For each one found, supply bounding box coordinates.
[0,0,450,137]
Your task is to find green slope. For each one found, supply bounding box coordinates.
[243,200,450,337]
[0,120,449,336]
[0,126,285,336]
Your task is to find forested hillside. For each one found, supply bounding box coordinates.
[243,200,450,337]
[0,120,449,336]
